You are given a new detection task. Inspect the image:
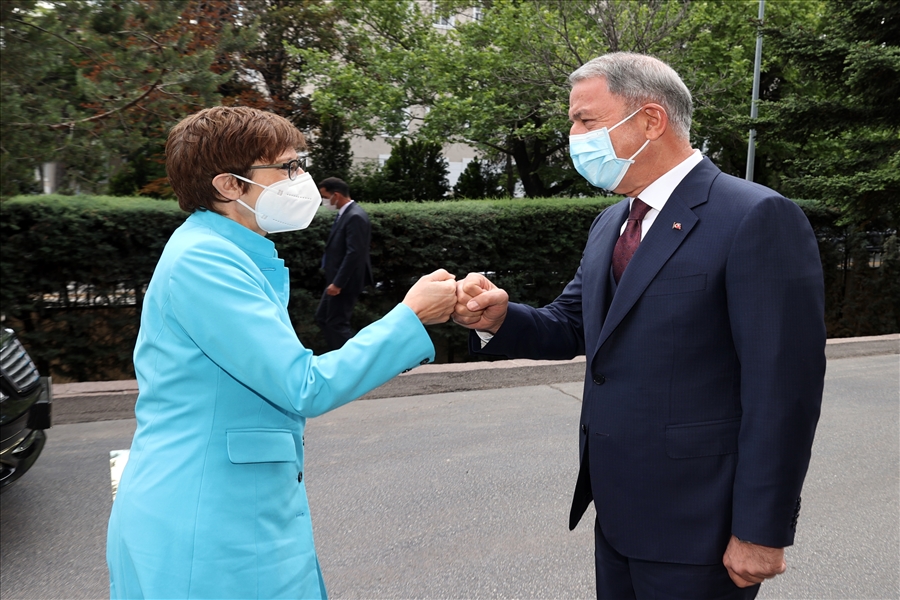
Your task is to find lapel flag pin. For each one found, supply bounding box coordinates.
[672,222,682,230]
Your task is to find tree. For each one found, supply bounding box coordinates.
[382,138,450,201]
[306,114,353,183]
[757,0,900,228]
[296,0,827,198]
[453,160,505,199]
[296,0,693,198]
[671,0,825,184]
[0,0,252,197]
[236,0,341,130]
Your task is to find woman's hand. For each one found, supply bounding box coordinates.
[402,269,458,325]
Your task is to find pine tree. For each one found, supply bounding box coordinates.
[759,0,900,228]
[307,115,353,183]
[452,160,504,199]
[0,0,251,196]
[382,138,450,201]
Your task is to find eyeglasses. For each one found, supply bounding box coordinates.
[248,157,306,180]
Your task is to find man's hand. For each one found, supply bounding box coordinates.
[402,269,458,325]
[451,273,509,334]
[325,284,341,296]
[723,535,786,588]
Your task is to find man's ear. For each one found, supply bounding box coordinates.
[641,104,668,141]
[211,173,242,200]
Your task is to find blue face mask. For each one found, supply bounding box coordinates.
[569,107,650,191]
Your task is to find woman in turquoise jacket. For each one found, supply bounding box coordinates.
[106,107,457,599]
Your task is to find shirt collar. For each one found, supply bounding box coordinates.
[633,149,703,213]
[188,209,278,259]
[338,199,354,217]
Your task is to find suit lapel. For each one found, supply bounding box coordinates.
[326,204,350,245]
[592,158,720,357]
[584,200,629,335]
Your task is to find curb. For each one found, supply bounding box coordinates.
[50,334,898,425]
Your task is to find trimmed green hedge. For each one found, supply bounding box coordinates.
[0,195,614,381]
[1,195,897,382]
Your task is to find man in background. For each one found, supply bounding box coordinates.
[316,177,374,350]
[452,52,826,598]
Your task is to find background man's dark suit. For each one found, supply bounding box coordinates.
[316,200,374,350]
[473,157,826,565]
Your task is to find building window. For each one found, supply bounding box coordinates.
[472,4,483,22]
[433,1,454,28]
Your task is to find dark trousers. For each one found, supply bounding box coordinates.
[594,517,761,600]
[315,290,359,351]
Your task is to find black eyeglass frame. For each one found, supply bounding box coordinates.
[247,157,306,180]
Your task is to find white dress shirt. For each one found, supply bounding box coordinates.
[623,149,703,239]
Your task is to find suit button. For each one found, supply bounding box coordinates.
[592,374,606,385]
[298,472,303,483]
[420,358,430,365]
[581,424,587,433]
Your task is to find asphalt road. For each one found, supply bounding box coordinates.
[1,353,897,600]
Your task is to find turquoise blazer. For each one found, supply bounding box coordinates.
[107,210,434,599]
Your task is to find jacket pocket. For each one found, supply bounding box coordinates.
[226,428,297,464]
[644,273,707,297]
[665,417,741,459]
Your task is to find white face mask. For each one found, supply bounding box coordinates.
[321,193,338,212]
[229,172,320,233]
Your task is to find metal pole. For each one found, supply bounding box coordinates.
[746,0,765,181]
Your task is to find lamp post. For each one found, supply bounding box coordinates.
[745,0,765,182]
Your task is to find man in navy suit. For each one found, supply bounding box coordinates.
[452,53,826,598]
[316,177,374,350]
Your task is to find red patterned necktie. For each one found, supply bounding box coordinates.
[612,198,652,283]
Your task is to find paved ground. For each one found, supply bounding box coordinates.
[1,345,897,599]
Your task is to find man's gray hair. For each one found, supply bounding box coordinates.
[569,52,693,140]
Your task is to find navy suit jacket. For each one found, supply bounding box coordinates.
[473,158,826,564]
[323,202,374,296]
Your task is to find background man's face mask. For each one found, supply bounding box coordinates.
[229,172,320,233]
[321,193,338,212]
[569,107,650,191]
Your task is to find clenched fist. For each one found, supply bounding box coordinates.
[402,269,458,325]
[451,272,509,334]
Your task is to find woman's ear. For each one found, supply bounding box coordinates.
[211,173,241,201]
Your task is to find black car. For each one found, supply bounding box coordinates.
[0,327,51,489]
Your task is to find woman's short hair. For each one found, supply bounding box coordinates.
[165,106,306,213]
[569,52,693,140]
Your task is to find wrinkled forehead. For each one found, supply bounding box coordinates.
[568,77,625,122]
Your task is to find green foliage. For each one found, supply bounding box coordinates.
[300,0,809,198]
[0,195,186,379]
[672,0,826,182]
[307,114,353,183]
[234,0,342,129]
[344,139,452,204]
[344,161,393,204]
[381,138,450,201]
[3,194,897,381]
[453,160,505,199]
[757,0,900,228]
[0,0,253,197]
[1,194,615,378]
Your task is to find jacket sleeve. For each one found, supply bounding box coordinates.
[726,194,826,547]
[167,237,433,418]
[470,262,586,360]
